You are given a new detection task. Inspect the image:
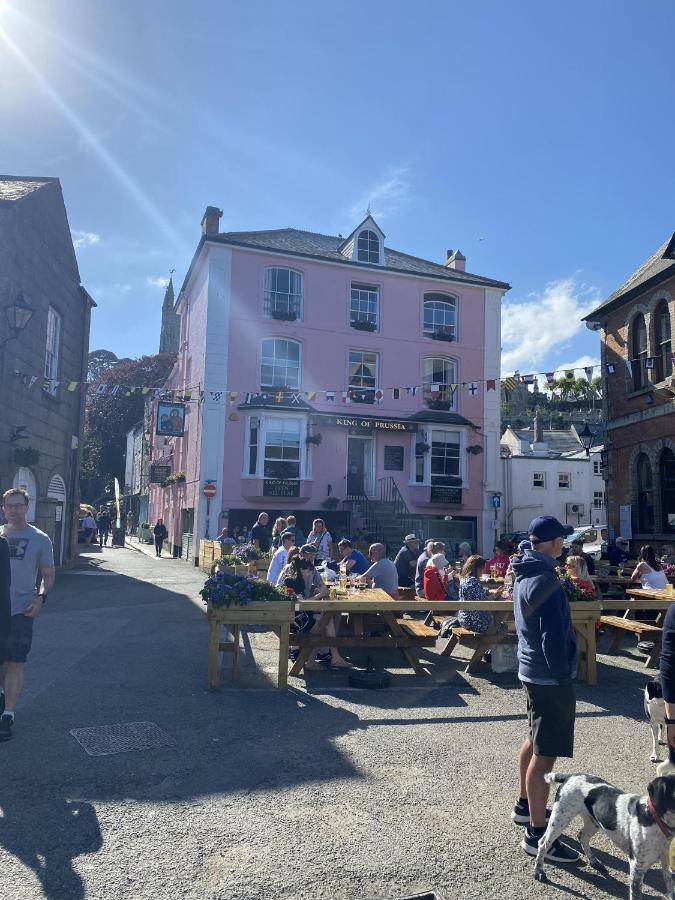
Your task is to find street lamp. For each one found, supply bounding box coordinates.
[578,422,595,524]
[1,291,34,378]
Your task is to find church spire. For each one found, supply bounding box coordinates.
[159,271,179,354]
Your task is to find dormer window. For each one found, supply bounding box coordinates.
[357,230,380,264]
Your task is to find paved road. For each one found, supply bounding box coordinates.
[0,546,667,900]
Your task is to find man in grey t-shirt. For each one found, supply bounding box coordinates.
[0,488,55,742]
[358,543,400,599]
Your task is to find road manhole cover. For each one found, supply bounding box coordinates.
[70,721,176,756]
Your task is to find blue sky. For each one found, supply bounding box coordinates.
[2,0,674,378]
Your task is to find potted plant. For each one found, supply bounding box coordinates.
[270,309,297,321]
[163,470,187,486]
[426,399,452,411]
[431,329,455,342]
[306,432,323,446]
[13,446,40,466]
[201,571,290,608]
[139,522,153,544]
[350,319,377,332]
[321,496,339,510]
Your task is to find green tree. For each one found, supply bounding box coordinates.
[80,352,176,503]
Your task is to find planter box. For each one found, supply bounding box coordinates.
[139,526,153,545]
[207,600,295,689]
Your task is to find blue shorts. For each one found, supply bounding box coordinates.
[0,614,34,664]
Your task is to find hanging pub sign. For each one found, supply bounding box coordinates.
[156,402,186,437]
[263,479,300,498]
[430,485,462,505]
[315,413,417,432]
[150,464,172,484]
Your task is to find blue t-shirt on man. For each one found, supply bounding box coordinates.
[345,549,369,575]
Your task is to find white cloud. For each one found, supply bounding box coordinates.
[146,276,170,288]
[71,230,100,248]
[501,278,600,375]
[553,355,601,375]
[348,166,410,221]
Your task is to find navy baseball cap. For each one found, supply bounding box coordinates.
[527,516,574,543]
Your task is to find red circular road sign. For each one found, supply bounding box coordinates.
[203,483,217,498]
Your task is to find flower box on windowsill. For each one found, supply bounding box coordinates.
[430,330,455,342]
[350,319,377,332]
[348,389,375,404]
[270,309,297,322]
[425,399,453,411]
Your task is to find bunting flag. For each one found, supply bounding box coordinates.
[522,374,535,385]
[28,376,38,389]
[671,351,675,366]
[392,388,400,400]
[486,379,496,392]
[625,359,633,377]
[502,377,517,391]
[141,387,150,395]
[606,363,616,375]
[407,386,418,397]
[229,391,238,403]
[467,382,478,396]
[110,385,122,396]
[645,357,656,370]
[545,371,555,386]
[449,383,457,393]
[210,391,223,402]
[306,391,317,401]
[374,389,384,403]
[68,381,79,392]
[325,391,335,402]
[96,384,108,396]
[341,391,349,403]
[564,370,575,381]
[584,367,594,383]
[646,392,654,406]
[182,390,192,401]
[430,383,441,399]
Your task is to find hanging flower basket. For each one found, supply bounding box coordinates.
[431,330,455,342]
[466,444,484,455]
[415,442,430,455]
[306,432,323,446]
[270,309,297,321]
[321,496,340,509]
[13,446,40,466]
[163,470,186,486]
[426,399,452,411]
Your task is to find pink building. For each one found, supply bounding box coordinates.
[148,209,509,560]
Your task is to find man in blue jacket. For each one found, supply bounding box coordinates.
[511,516,580,864]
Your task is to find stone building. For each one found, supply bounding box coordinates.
[583,233,675,546]
[0,176,94,563]
[159,276,179,354]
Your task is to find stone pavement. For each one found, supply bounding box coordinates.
[0,546,667,900]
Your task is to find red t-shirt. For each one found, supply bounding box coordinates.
[423,566,449,601]
[486,555,510,577]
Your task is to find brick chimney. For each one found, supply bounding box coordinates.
[201,206,222,236]
[444,249,466,271]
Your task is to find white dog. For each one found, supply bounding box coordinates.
[534,773,675,900]
[646,679,668,763]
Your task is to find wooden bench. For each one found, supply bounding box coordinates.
[600,614,662,667]
[395,618,438,645]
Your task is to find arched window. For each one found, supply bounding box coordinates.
[423,294,457,341]
[422,357,457,409]
[661,448,675,533]
[260,338,301,389]
[263,268,303,320]
[631,313,647,390]
[655,301,672,382]
[637,453,654,533]
[357,230,380,264]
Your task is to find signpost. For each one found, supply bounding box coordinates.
[203,482,217,539]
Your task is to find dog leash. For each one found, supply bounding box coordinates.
[647,797,675,839]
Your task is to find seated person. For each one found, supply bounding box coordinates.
[569,538,595,576]
[357,543,400,600]
[486,541,510,578]
[423,553,449,601]
[565,554,597,597]
[457,555,502,634]
[662,544,675,566]
[337,539,369,575]
[631,544,669,590]
[606,537,629,566]
[283,545,351,670]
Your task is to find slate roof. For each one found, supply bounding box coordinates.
[406,410,478,428]
[583,233,675,322]
[211,228,510,291]
[508,427,603,459]
[0,176,54,203]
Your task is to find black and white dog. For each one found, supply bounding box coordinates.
[533,773,675,900]
[646,679,668,763]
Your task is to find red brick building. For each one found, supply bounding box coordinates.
[583,233,675,548]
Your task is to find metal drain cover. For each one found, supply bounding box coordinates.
[70,721,176,756]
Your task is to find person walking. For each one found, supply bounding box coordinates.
[153,519,168,557]
[0,535,9,650]
[394,535,419,588]
[511,516,579,864]
[97,509,112,547]
[0,488,55,742]
[81,511,97,545]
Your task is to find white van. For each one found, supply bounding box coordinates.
[563,525,608,561]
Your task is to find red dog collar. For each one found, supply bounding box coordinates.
[648,797,675,838]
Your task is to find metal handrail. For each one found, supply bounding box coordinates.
[349,493,382,543]
[377,477,424,541]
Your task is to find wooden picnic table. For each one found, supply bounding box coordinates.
[600,590,674,667]
[290,594,600,684]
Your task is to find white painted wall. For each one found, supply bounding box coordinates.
[481,288,504,553]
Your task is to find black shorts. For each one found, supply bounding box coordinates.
[0,614,34,665]
[523,680,575,759]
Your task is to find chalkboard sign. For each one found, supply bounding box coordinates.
[263,479,300,497]
[430,485,462,505]
[384,445,404,471]
[150,464,172,484]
